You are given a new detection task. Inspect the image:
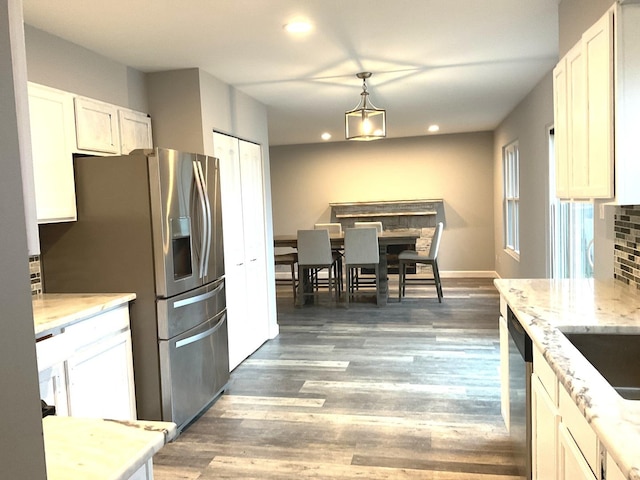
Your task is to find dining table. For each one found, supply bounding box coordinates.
[274,229,422,306]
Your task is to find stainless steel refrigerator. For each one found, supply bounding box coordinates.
[39,147,229,430]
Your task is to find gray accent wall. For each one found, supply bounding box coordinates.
[269,132,496,275]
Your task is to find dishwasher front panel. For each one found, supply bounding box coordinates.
[159,310,229,429]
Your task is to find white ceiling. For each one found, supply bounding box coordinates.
[21,0,559,146]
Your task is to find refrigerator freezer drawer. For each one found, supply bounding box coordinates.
[157,279,226,340]
[159,310,229,429]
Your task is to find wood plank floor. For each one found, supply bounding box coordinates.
[153,278,524,479]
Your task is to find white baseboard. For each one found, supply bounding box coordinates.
[440,270,498,279]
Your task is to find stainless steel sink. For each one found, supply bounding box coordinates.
[563,333,640,400]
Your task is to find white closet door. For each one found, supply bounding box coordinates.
[214,132,247,370]
[214,132,268,371]
[239,140,270,358]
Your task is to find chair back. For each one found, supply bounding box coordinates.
[297,229,333,266]
[428,222,444,260]
[344,228,379,265]
[354,221,383,233]
[314,223,342,234]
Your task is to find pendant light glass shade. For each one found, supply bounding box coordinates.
[345,72,386,141]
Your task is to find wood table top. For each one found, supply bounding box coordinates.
[274,229,421,248]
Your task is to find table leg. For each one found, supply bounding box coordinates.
[377,245,388,306]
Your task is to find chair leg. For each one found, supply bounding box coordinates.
[345,267,350,308]
[290,262,297,301]
[375,265,380,307]
[433,261,443,303]
[296,265,304,306]
[398,261,405,301]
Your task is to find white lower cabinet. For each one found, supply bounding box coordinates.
[36,305,136,420]
[66,329,136,420]
[129,459,153,480]
[558,422,597,480]
[605,453,626,480]
[558,384,599,478]
[532,373,559,479]
[39,362,69,416]
[498,314,510,429]
[531,342,606,480]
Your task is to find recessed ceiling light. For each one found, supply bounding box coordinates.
[284,21,312,34]
[428,124,440,133]
[321,132,331,141]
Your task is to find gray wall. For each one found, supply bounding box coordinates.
[493,71,554,279]
[0,0,47,477]
[25,25,148,112]
[147,67,278,337]
[558,0,613,57]
[269,132,496,275]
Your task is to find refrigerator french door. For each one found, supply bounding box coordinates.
[40,147,229,430]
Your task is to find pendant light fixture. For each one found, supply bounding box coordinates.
[345,72,386,141]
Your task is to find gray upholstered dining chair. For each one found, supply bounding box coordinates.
[314,223,343,234]
[354,221,383,233]
[274,252,298,301]
[344,227,380,307]
[398,222,444,302]
[296,229,338,305]
[314,222,344,292]
[351,221,383,289]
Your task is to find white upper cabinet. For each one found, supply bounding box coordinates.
[613,2,640,205]
[582,9,613,198]
[554,8,613,200]
[118,108,153,154]
[554,3,640,202]
[25,82,153,226]
[74,96,120,154]
[28,83,77,223]
[553,58,569,199]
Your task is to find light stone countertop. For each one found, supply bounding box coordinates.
[494,278,640,480]
[33,293,136,338]
[43,416,177,480]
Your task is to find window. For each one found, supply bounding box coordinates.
[548,129,594,278]
[503,141,520,257]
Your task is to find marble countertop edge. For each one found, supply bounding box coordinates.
[33,293,137,337]
[43,416,177,480]
[494,278,640,480]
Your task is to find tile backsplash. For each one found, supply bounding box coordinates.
[614,205,640,289]
[29,255,42,296]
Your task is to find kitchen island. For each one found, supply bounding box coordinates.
[495,278,640,480]
[32,292,177,479]
[43,416,177,480]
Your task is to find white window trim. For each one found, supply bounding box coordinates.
[503,140,520,260]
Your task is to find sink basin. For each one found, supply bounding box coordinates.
[563,333,640,400]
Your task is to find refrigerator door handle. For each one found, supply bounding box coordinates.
[192,160,208,278]
[175,313,227,349]
[195,160,212,277]
[173,282,224,309]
